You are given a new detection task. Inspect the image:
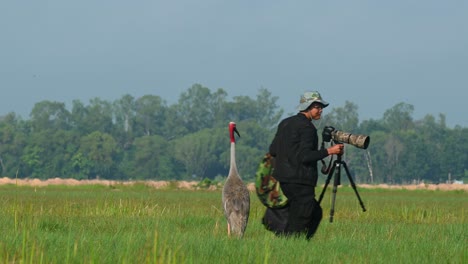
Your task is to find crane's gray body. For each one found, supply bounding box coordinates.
[222,170,250,237]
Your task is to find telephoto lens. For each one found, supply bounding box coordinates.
[331,130,370,149]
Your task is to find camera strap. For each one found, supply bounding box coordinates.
[320,156,334,174]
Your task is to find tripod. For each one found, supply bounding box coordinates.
[318,150,367,223]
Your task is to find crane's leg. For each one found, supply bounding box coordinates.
[227,222,231,237]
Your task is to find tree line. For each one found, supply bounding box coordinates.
[0,84,466,184]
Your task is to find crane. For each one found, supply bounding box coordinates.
[222,121,250,238]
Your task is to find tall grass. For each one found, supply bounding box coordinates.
[0,184,466,263]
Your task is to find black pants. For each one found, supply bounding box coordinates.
[262,183,322,240]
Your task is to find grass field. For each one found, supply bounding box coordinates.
[0,183,466,263]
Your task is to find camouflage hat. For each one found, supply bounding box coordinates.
[296,91,329,111]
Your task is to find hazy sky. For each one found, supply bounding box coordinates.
[1,1,467,127]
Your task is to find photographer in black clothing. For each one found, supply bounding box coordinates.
[262,91,344,240]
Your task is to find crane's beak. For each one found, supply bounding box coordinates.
[234,127,240,138]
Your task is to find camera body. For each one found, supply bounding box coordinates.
[322,126,370,149]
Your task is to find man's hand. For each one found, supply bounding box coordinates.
[327,144,344,156]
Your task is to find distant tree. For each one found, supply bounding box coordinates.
[20,129,79,179]
[71,152,92,180]
[70,98,113,134]
[382,102,414,131]
[49,130,80,178]
[363,130,387,183]
[129,135,178,180]
[359,119,386,135]
[78,131,119,179]
[225,88,283,129]
[253,88,284,129]
[175,84,223,133]
[173,128,224,179]
[230,120,274,151]
[440,126,468,182]
[86,98,114,133]
[0,113,27,177]
[224,95,256,123]
[113,94,137,134]
[70,99,89,133]
[71,98,114,134]
[30,100,71,131]
[21,145,45,178]
[134,95,167,136]
[415,115,446,181]
[211,88,229,127]
[162,105,189,139]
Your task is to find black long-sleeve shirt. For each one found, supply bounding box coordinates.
[269,113,328,186]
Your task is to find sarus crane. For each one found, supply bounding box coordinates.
[222,121,250,238]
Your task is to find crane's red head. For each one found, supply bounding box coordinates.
[229,121,240,143]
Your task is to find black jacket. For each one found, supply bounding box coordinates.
[269,113,328,186]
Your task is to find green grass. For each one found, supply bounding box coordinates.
[0,183,466,263]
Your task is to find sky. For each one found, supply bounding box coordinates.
[1,1,467,127]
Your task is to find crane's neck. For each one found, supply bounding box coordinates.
[228,121,239,177]
[229,141,239,176]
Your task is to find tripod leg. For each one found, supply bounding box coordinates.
[329,162,341,223]
[318,162,336,204]
[342,162,367,212]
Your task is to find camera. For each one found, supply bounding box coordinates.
[322,126,370,149]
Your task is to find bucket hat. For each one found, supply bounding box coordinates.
[296,91,329,111]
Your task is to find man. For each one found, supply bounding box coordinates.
[262,91,344,240]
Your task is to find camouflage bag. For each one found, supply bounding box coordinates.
[255,153,288,208]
